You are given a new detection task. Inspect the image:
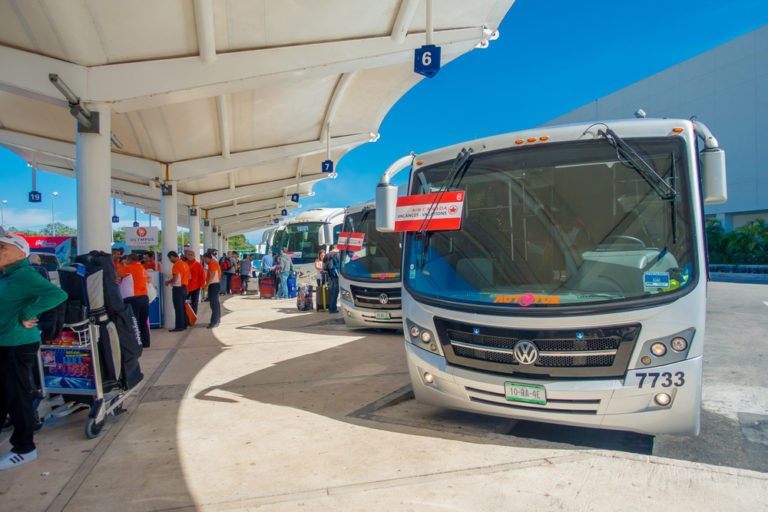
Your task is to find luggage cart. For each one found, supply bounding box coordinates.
[37,319,138,439]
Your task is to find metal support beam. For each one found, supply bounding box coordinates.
[193,0,216,65]
[194,174,323,206]
[216,95,230,158]
[170,133,370,181]
[189,207,201,256]
[391,0,420,43]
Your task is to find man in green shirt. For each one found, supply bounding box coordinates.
[0,234,67,470]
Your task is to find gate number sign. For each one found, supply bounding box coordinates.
[414,45,441,78]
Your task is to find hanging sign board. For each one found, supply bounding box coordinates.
[29,191,42,203]
[281,209,288,216]
[291,193,299,202]
[347,232,365,252]
[125,226,159,247]
[337,231,349,250]
[414,45,441,78]
[322,160,334,173]
[394,191,466,232]
[111,215,119,223]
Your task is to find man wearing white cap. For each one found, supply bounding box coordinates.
[0,234,67,470]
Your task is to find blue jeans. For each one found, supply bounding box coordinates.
[327,277,339,312]
[278,271,290,298]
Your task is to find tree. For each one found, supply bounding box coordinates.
[228,234,254,251]
[4,226,40,236]
[113,227,126,243]
[39,222,77,236]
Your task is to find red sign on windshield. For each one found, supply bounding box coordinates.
[394,191,465,231]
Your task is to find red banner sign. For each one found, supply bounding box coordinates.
[347,232,365,251]
[394,191,466,232]
[337,231,349,250]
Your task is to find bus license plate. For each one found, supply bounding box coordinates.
[375,312,391,320]
[505,382,546,405]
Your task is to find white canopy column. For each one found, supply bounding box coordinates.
[160,181,178,328]
[203,217,212,254]
[189,207,201,256]
[75,103,112,252]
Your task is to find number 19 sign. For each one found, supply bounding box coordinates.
[414,45,441,78]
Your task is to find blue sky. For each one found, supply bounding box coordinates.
[2,0,767,243]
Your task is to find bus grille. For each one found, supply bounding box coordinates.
[434,318,640,379]
[350,285,401,310]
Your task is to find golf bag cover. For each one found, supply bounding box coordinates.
[75,251,144,389]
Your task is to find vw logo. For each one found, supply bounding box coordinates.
[473,328,480,335]
[513,340,539,365]
[576,332,584,341]
[379,293,389,304]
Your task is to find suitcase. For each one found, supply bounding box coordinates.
[296,284,314,311]
[287,277,297,298]
[315,284,328,311]
[259,276,275,298]
[230,274,242,294]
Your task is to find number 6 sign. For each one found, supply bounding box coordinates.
[414,45,441,78]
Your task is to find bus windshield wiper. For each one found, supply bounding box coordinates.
[417,147,473,236]
[599,128,677,200]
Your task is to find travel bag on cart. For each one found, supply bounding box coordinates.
[315,284,328,311]
[296,284,313,311]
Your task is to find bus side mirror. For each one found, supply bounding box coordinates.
[376,183,398,232]
[318,227,327,246]
[701,148,727,205]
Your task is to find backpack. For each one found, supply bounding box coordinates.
[221,258,232,271]
[324,253,339,279]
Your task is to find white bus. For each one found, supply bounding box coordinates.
[271,208,345,285]
[376,118,727,436]
[338,202,403,329]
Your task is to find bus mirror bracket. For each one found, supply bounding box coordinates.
[376,153,415,232]
[693,121,727,205]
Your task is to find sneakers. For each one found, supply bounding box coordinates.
[0,449,37,470]
[206,323,219,329]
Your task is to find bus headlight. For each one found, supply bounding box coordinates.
[406,320,441,355]
[670,337,688,352]
[650,343,667,357]
[654,393,672,407]
[340,288,352,301]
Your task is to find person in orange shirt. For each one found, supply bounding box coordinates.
[120,253,152,348]
[184,250,205,315]
[164,251,190,332]
[203,252,221,328]
[142,251,161,272]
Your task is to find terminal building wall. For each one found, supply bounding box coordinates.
[544,25,768,230]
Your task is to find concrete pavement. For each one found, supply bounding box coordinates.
[0,286,766,511]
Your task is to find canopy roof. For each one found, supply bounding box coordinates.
[0,0,513,235]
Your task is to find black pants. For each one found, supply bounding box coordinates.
[0,342,40,454]
[172,285,188,330]
[124,294,151,348]
[208,283,221,325]
[187,287,201,314]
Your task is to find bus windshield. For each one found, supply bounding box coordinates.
[272,222,323,262]
[341,208,402,281]
[404,138,697,311]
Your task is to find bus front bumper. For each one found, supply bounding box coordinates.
[405,343,702,436]
[340,298,402,330]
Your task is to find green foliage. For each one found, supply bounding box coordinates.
[227,234,254,251]
[706,219,768,264]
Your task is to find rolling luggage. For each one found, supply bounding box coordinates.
[296,284,313,311]
[315,284,328,311]
[259,275,275,299]
[230,274,242,294]
[287,272,297,298]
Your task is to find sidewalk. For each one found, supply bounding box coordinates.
[1,294,766,511]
